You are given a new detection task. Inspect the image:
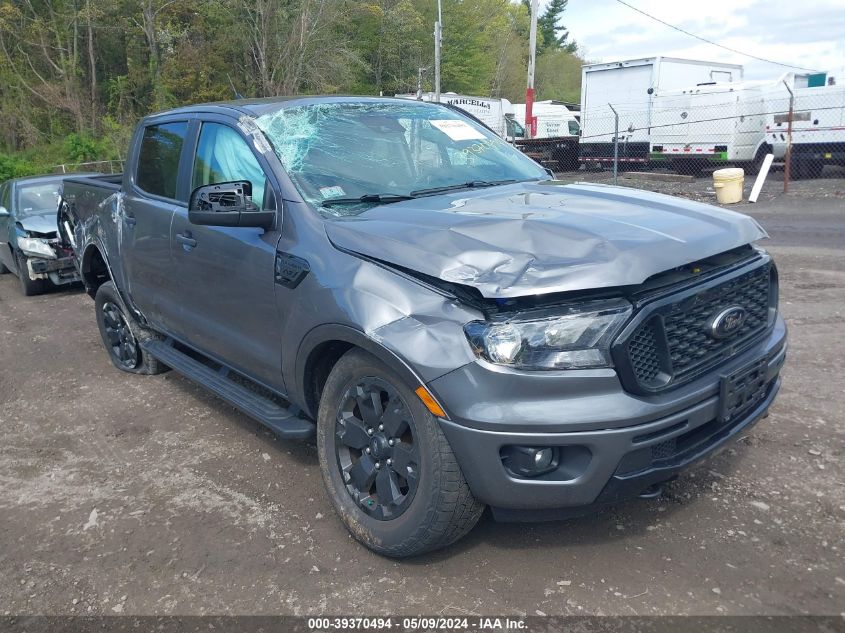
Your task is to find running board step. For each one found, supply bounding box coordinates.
[141,339,315,439]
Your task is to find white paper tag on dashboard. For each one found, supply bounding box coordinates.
[431,119,486,141]
[319,186,346,199]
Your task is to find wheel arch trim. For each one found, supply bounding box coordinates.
[80,240,147,324]
[294,323,447,421]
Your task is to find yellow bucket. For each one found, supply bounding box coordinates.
[713,167,744,204]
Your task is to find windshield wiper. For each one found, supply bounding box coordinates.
[410,179,521,197]
[321,193,416,208]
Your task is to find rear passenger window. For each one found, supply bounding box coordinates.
[136,122,188,199]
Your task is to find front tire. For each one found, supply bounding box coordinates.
[317,349,483,557]
[94,281,168,375]
[15,250,47,296]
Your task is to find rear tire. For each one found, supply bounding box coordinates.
[317,349,483,557]
[791,156,824,180]
[95,281,169,375]
[15,250,47,296]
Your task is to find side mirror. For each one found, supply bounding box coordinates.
[188,181,275,229]
[0,206,9,218]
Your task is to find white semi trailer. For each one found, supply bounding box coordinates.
[579,57,743,166]
[512,101,581,170]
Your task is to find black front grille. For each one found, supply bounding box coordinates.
[621,261,773,392]
[664,266,770,378]
[629,322,661,384]
[650,439,677,461]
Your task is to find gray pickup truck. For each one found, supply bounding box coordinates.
[60,96,786,557]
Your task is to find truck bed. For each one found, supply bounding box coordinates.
[59,174,125,283]
[62,173,123,191]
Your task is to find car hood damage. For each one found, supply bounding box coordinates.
[325,181,768,299]
[17,211,59,237]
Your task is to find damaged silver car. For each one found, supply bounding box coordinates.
[62,97,786,557]
[0,174,85,295]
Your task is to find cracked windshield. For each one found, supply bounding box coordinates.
[255,102,546,216]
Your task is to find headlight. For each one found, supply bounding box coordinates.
[464,298,632,370]
[17,236,56,260]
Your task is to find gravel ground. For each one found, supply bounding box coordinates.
[0,177,843,617]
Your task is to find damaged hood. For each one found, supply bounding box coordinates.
[17,211,58,237]
[325,181,767,298]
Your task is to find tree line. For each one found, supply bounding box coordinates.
[0,0,583,179]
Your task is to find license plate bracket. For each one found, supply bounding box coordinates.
[718,357,769,423]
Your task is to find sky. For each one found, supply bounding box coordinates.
[551,0,845,80]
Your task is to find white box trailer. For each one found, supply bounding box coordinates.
[395,92,522,140]
[512,101,580,139]
[649,79,788,174]
[765,70,845,178]
[512,101,581,170]
[579,57,743,165]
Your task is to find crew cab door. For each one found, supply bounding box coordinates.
[121,120,190,327]
[169,118,284,390]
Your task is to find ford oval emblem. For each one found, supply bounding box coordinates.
[709,306,747,339]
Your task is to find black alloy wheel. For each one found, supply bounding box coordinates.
[101,300,141,370]
[335,378,420,520]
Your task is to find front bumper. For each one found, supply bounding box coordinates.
[433,316,786,515]
[26,255,80,285]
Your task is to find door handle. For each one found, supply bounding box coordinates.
[176,232,197,248]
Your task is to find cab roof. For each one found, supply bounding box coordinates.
[146,95,441,122]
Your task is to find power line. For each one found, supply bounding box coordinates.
[611,0,821,73]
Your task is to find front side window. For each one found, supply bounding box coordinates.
[16,180,62,218]
[136,122,188,200]
[506,118,525,138]
[192,123,268,208]
[255,102,546,217]
[568,120,581,136]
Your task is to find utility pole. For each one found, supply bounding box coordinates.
[434,0,443,102]
[526,0,539,138]
[783,79,794,193]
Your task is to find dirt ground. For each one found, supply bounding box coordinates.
[0,174,843,617]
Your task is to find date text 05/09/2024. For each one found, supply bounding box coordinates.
[307,617,527,631]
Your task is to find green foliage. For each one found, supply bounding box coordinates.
[535,48,582,103]
[63,134,102,163]
[0,153,39,182]
[0,0,584,172]
[537,0,576,53]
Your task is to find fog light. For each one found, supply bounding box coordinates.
[501,446,559,478]
[533,448,554,470]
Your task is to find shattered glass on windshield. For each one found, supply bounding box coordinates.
[255,102,546,216]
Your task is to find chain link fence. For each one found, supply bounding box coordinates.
[574,78,845,188]
[51,159,124,175]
